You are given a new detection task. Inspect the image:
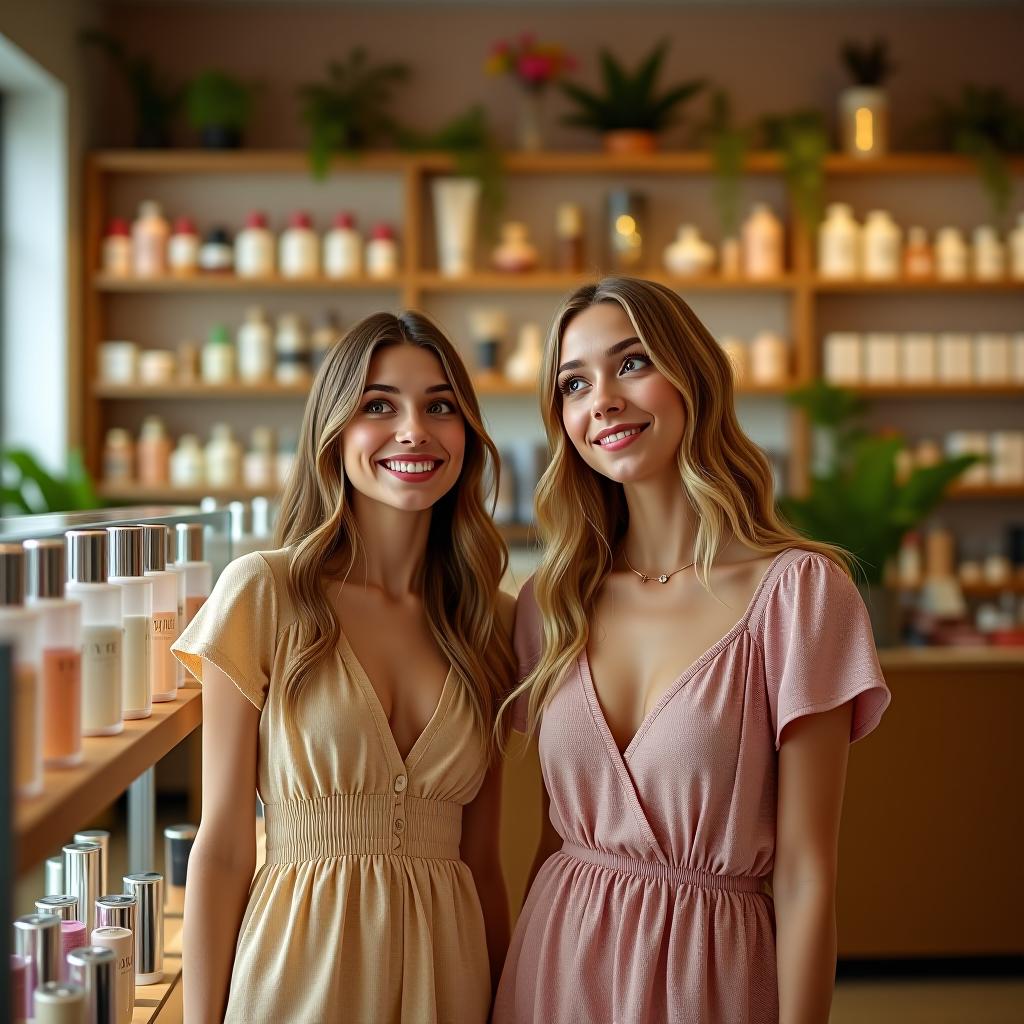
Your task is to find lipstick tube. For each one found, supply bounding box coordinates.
[122,873,163,985]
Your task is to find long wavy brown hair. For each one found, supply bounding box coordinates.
[275,311,515,750]
[496,277,849,741]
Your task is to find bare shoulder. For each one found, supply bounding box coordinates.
[496,588,516,638]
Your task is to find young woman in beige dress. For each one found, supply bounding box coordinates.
[494,278,889,1023]
[173,311,515,1023]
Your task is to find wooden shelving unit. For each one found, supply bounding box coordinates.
[15,690,202,873]
[82,149,1024,521]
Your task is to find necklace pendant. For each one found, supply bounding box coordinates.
[658,574,669,584]
[640,574,650,583]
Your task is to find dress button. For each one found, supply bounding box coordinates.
[394,818,405,832]
[391,835,402,851]
[394,774,408,793]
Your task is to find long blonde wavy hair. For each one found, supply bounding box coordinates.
[497,277,848,740]
[275,311,515,749]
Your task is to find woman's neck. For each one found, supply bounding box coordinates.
[619,468,700,572]
[341,493,432,597]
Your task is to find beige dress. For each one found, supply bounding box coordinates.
[172,548,491,1024]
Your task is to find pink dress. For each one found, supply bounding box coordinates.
[494,548,890,1024]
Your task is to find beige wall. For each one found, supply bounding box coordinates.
[99,2,1024,151]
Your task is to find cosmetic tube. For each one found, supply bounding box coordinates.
[122,874,162,985]
[74,831,110,898]
[65,946,116,1024]
[13,913,61,997]
[106,528,151,720]
[63,843,101,932]
[45,857,65,897]
[35,896,78,921]
[34,981,86,1024]
[139,525,177,703]
[90,927,133,1024]
[66,532,123,736]
[173,525,211,686]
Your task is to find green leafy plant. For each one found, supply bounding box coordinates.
[841,38,896,87]
[561,40,705,134]
[400,106,505,229]
[80,30,181,148]
[760,110,829,226]
[697,90,751,237]
[779,381,979,585]
[1,450,101,517]
[923,85,1024,220]
[185,71,258,148]
[298,48,411,178]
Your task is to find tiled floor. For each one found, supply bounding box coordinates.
[831,979,1024,1023]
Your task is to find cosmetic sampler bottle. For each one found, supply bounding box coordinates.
[366,223,399,279]
[24,539,83,769]
[0,544,43,797]
[102,218,133,278]
[323,212,363,278]
[131,200,169,278]
[167,217,200,277]
[935,227,968,280]
[237,307,274,382]
[169,435,205,489]
[280,211,320,278]
[199,227,234,274]
[90,925,134,1023]
[103,429,135,486]
[107,527,152,720]
[861,210,902,280]
[310,311,341,373]
[243,427,277,490]
[174,524,212,686]
[972,225,1006,280]
[66,945,116,1019]
[136,417,171,487]
[818,203,860,279]
[235,211,275,278]
[140,525,178,704]
[274,313,311,384]
[201,324,236,384]
[205,424,243,488]
[1009,212,1024,281]
[741,203,784,279]
[903,226,933,279]
[555,203,585,272]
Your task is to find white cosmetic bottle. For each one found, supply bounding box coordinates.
[107,527,152,720]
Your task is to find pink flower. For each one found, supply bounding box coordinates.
[518,53,553,84]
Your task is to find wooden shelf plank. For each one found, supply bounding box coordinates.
[16,691,202,874]
[132,918,183,1022]
[949,484,1024,500]
[94,382,310,400]
[415,271,798,292]
[88,150,1024,178]
[93,273,402,292]
[849,384,1024,398]
[812,277,1024,292]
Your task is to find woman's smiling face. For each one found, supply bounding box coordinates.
[341,343,466,513]
[556,301,686,484]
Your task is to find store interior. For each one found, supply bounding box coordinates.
[1,1,1023,1020]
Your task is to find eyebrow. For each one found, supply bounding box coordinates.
[556,336,643,375]
[363,383,454,394]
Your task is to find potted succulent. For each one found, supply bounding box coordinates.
[561,40,705,154]
[924,84,1024,220]
[760,110,829,226]
[298,48,410,178]
[185,71,257,149]
[484,32,576,151]
[79,30,180,148]
[780,382,979,645]
[838,38,895,158]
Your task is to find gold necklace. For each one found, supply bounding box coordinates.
[621,552,695,585]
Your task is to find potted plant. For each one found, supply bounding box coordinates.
[185,71,257,149]
[760,110,829,226]
[923,84,1024,220]
[838,38,895,158]
[79,30,180,148]
[298,48,410,178]
[779,381,979,645]
[1,449,100,516]
[561,40,705,154]
[484,32,576,151]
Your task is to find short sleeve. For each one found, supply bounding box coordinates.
[171,551,278,711]
[757,552,890,751]
[510,576,543,732]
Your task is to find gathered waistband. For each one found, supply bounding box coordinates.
[264,793,462,864]
[560,841,771,896]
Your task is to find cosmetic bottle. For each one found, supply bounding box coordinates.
[555,203,585,272]
[274,313,310,384]
[136,417,171,487]
[243,427,277,490]
[25,539,82,769]
[103,429,135,486]
[1009,212,1024,281]
[741,203,784,279]
[235,211,275,279]
[131,201,169,278]
[174,524,212,686]
[366,223,399,279]
[818,203,860,279]
[323,212,363,278]
[902,226,933,279]
[280,211,319,278]
[749,330,789,385]
[972,225,1005,280]
[198,227,234,274]
[0,543,42,797]
[237,307,274,382]
[205,424,243,488]
[168,218,200,277]
[140,525,178,704]
[66,531,123,736]
[862,209,902,280]
[310,311,340,374]
[935,227,968,281]
[201,324,235,384]
[107,526,152,721]
[90,926,134,1023]
[169,435,205,489]
[102,219,133,278]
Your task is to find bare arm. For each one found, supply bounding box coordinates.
[461,759,510,996]
[183,664,260,1023]
[774,701,853,1024]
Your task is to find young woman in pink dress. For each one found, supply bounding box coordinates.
[494,277,890,1024]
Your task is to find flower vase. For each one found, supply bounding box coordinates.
[519,91,545,152]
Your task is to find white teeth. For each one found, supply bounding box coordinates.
[597,427,643,446]
[383,460,437,474]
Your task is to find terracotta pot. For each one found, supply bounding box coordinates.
[602,130,657,155]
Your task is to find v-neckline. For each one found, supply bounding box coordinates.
[582,548,791,762]
[336,625,455,772]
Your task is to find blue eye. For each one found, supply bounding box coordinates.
[557,375,585,395]
[363,399,392,414]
